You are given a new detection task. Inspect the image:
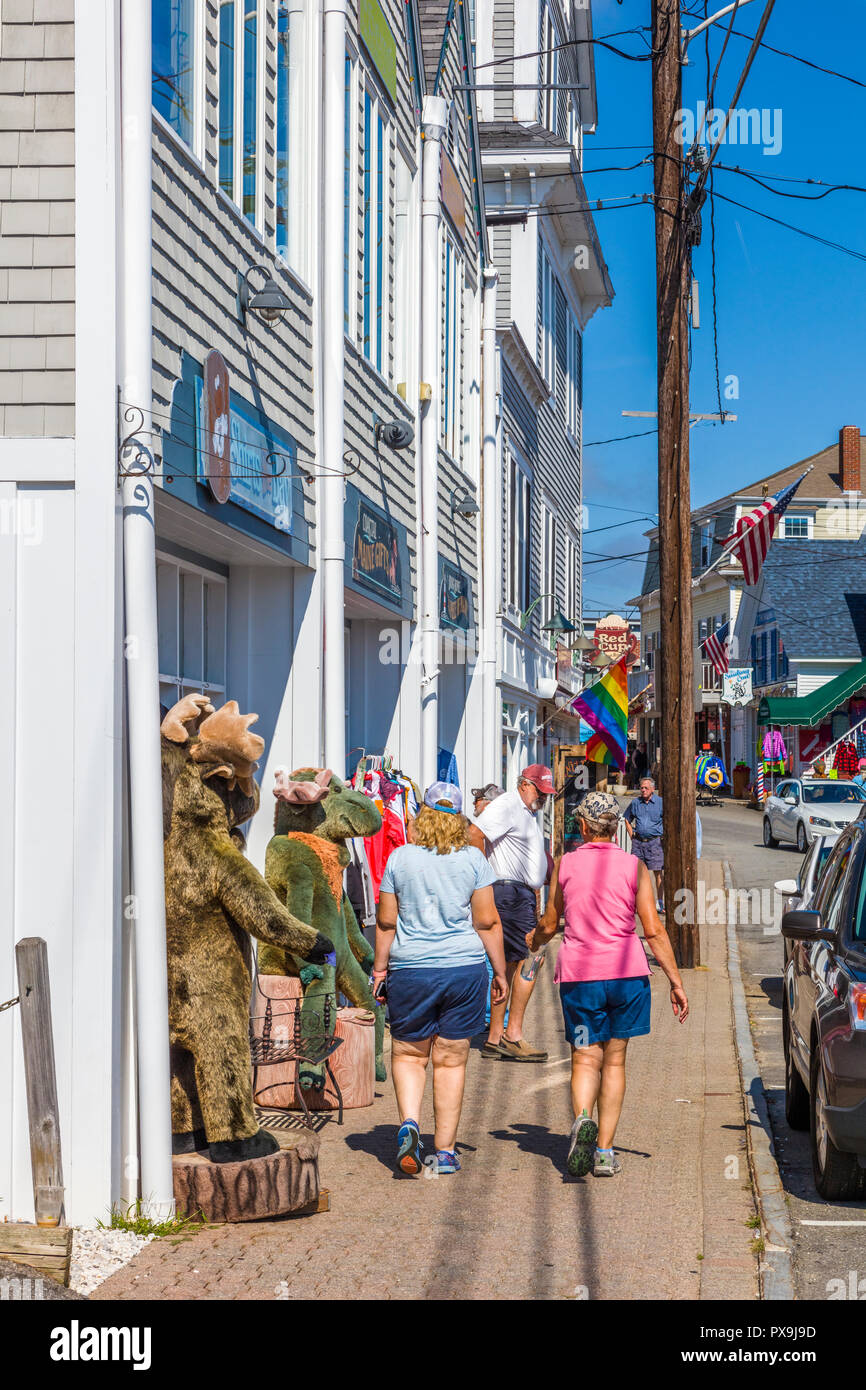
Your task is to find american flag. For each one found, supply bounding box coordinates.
[724,471,809,586]
[702,620,730,676]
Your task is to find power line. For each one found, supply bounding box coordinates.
[679,8,866,88]
[584,427,658,446]
[711,189,866,263]
[704,1,724,419]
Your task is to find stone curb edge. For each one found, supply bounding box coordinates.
[722,859,796,1302]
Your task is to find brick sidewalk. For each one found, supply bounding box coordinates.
[95,862,758,1301]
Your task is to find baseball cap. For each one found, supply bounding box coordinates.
[521,763,555,796]
[578,789,620,821]
[471,782,505,802]
[424,781,463,815]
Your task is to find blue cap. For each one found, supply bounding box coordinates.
[424,781,463,815]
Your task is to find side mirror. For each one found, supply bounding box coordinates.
[785,794,799,805]
[774,879,799,896]
[781,909,834,941]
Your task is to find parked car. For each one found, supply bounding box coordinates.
[776,833,838,965]
[763,777,866,853]
[782,823,866,1199]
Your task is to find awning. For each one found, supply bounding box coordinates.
[758,659,866,727]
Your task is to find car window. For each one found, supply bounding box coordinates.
[804,784,866,804]
[775,781,790,799]
[852,859,866,944]
[819,840,854,936]
[797,841,818,894]
[814,838,852,918]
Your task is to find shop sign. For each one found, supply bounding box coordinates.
[194,373,293,532]
[441,148,466,237]
[202,350,231,503]
[439,559,472,631]
[722,667,753,706]
[592,613,640,666]
[359,0,397,105]
[352,496,402,601]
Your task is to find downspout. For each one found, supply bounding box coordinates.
[419,95,447,787]
[322,0,348,773]
[119,0,174,1218]
[480,265,500,784]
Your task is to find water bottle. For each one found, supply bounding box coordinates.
[520,947,547,982]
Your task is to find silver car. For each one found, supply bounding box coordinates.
[763,778,866,853]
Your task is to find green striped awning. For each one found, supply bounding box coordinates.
[758,659,866,727]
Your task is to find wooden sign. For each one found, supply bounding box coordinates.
[553,745,589,858]
[203,349,231,503]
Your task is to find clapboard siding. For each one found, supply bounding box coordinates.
[0,0,75,436]
[489,224,511,326]
[492,0,514,120]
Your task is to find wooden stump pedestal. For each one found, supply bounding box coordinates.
[172,1128,321,1223]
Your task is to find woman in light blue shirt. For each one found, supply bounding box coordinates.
[373,782,507,1176]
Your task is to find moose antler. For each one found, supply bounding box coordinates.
[191,700,266,795]
[161,693,216,743]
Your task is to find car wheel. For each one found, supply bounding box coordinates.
[783,996,809,1130]
[796,822,808,854]
[810,1047,866,1199]
[763,817,778,848]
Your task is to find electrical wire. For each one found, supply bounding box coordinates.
[695,0,741,147]
[584,428,658,446]
[472,28,664,72]
[679,8,866,89]
[710,189,866,263]
[704,2,724,420]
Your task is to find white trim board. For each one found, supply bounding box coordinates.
[0,439,75,483]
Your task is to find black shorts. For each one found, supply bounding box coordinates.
[493,880,537,963]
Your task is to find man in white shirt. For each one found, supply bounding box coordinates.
[473,764,553,1062]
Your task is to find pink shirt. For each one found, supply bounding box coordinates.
[554,841,650,984]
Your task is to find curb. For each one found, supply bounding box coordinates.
[723,860,796,1301]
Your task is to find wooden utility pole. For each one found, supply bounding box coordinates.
[652,0,699,967]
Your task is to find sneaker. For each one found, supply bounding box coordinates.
[433,1149,461,1174]
[481,1038,506,1059]
[396,1119,423,1176]
[499,1036,548,1063]
[566,1112,598,1177]
[593,1148,622,1177]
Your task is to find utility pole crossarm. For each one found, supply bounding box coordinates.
[681,0,759,58]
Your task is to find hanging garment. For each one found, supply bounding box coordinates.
[364,806,406,902]
[762,730,787,762]
[346,838,377,927]
[833,740,859,777]
[437,747,459,786]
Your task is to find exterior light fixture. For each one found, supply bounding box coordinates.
[569,633,596,653]
[238,264,292,325]
[450,485,480,517]
[541,608,577,636]
[375,419,415,450]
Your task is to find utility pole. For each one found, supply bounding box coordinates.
[652,0,699,967]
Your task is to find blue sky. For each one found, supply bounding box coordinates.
[580,0,866,617]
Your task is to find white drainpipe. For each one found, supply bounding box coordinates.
[480,265,500,784]
[322,0,348,773]
[119,0,175,1218]
[419,96,447,788]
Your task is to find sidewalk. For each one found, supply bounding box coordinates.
[95,862,758,1301]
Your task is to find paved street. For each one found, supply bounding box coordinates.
[701,801,866,1300]
[96,866,757,1302]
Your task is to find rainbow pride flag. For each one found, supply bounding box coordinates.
[571,657,628,770]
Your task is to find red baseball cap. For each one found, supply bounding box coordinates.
[521,763,555,795]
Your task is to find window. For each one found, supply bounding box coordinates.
[275,3,292,258]
[393,152,414,394]
[784,514,812,539]
[157,556,227,712]
[700,519,715,566]
[507,452,531,612]
[152,0,195,146]
[541,505,558,608]
[566,312,581,437]
[539,2,559,134]
[441,230,464,457]
[566,535,579,625]
[218,2,259,224]
[344,54,355,334]
[539,242,555,390]
[362,82,388,371]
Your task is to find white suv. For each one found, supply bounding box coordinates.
[763,778,866,853]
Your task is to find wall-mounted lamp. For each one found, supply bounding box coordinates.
[238,264,292,325]
[375,419,415,450]
[450,485,480,517]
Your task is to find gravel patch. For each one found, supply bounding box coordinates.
[70,1229,155,1296]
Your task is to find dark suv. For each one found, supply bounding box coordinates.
[782,819,866,1199]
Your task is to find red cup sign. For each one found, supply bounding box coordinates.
[203,349,231,503]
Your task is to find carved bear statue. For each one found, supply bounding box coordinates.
[161,697,335,1164]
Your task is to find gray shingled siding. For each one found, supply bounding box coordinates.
[489,224,510,325]
[493,0,513,121]
[0,0,75,436]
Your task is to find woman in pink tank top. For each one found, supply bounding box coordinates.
[528,790,688,1179]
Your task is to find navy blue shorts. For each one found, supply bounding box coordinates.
[632,836,664,872]
[560,976,651,1047]
[387,963,489,1041]
[493,881,537,963]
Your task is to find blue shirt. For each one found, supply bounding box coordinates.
[380,844,495,969]
[625,792,664,839]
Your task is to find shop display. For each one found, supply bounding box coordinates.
[258,767,387,1089]
[695,753,728,789]
[161,697,335,1165]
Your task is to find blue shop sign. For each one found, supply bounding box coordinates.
[194,374,294,532]
[344,482,412,618]
[438,557,473,632]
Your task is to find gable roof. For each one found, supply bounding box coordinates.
[734,433,866,503]
[761,535,866,660]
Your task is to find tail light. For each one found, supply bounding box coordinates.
[849,984,866,1030]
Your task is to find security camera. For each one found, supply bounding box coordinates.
[375,420,415,450]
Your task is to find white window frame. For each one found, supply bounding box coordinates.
[152,0,204,156]
[216,0,264,229]
[506,447,532,614]
[392,143,417,398]
[274,1,308,272]
[540,2,559,134]
[566,310,581,439]
[441,226,465,459]
[541,501,558,611]
[783,513,814,540]
[360,66,391,376]
[156,553,228,709]
[344,45,359,341]
[539,240,556,393]
[565,531,579,625]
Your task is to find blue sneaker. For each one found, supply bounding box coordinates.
[434,1149,461,1174]
[396,1119,423,1176]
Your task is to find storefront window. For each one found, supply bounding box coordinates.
[152,0,195,146]
[157,557,227,711]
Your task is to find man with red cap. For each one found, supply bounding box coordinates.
[473,764,554,1061]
